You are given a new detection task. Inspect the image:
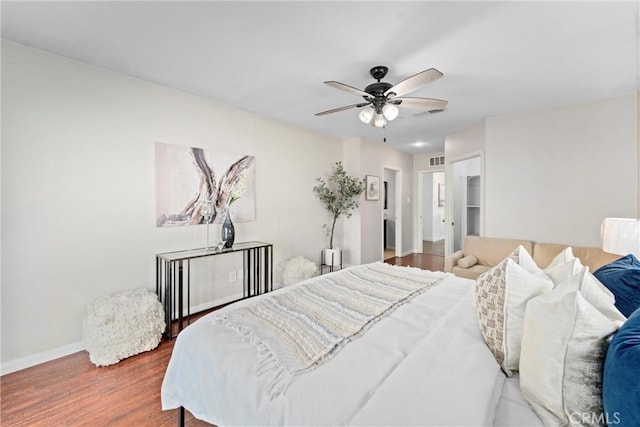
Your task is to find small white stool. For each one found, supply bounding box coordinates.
[82,289,165,367]
[278,256,319,286]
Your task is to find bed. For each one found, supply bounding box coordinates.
[161,261,543,426]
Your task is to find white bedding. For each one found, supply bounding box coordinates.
[161,264,543,426]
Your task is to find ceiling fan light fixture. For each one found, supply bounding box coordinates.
[382,104,399,121]
[373,113,387,128]
[316,65,447,129]
[359,107,374,124]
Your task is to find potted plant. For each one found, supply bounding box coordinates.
[313,161,366,266]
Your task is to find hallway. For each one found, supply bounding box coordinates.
[384,240,444,272]
[421,239,444,256]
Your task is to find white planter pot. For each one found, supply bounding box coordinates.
[323,248,342,266]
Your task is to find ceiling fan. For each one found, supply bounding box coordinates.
[315,65,448,128]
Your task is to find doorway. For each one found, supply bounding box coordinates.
[383,167,402,260]
[445,154,483,255]
[416,171,445,257]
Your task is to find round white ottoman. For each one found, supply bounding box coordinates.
[277,256,319,286]
[82,289,165,367]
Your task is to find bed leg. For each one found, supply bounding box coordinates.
[178,406,185,427]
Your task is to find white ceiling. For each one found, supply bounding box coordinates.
[2,1,639,154]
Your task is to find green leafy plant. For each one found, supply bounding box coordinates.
[229,174,246,206]
[313,161,366,249]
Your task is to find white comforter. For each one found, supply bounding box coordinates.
[162,265,542,426]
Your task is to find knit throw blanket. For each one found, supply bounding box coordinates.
[213,262,445,398]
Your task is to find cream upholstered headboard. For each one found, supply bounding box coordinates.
[533,242,620,272]
[463,235,534,268]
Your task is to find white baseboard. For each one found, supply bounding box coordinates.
[1,341,85,376]
[1,294,247,376]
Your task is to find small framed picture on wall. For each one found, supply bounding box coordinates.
[365,175,380,201]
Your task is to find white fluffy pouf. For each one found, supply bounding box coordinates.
[82,289,165,367]
[278,256,319,286]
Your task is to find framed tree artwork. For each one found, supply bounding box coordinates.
[155,142,256,227]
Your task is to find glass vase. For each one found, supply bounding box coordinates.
[222,212,235,248]
[200,200,215,251]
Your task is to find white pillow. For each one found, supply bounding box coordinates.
[520,267,625,426]
[515,246,549,279]
[475,246,553,376]
[542,246,575,274]
[544,247,616,301]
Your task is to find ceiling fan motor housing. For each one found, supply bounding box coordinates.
[365,66,396,113]
[364,81,393,112]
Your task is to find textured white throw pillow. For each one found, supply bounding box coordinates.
[544,247,616,302]
[475,246,553,376]
[542,246,575,274]
[520,267,626,426]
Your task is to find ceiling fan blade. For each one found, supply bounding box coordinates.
[392,97,448,111]
[324,81,372,98]
[384,68,443,97]
[315,102,369,116]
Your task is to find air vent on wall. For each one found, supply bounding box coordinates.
[428,155,445,167]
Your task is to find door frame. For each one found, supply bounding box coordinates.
[415,170,445,254]
[382,166,402,259]
[445,151,484,256]
[444,150,485,256]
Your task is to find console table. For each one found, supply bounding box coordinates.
[156,241,273,338]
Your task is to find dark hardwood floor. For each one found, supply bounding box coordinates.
[1,325,212,426]
[384,252,444,271]
[1,251,444,427]
[385,240,445,271]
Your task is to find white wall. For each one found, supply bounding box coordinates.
[346,138,414,264]
[341,138,363,267]
[1,42,344,371]
[445,122,486,161]
[485,93,638,246]
[422,173,434,241]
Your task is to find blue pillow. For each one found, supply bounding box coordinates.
[594,254,640,317]
[603,307,640,427]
